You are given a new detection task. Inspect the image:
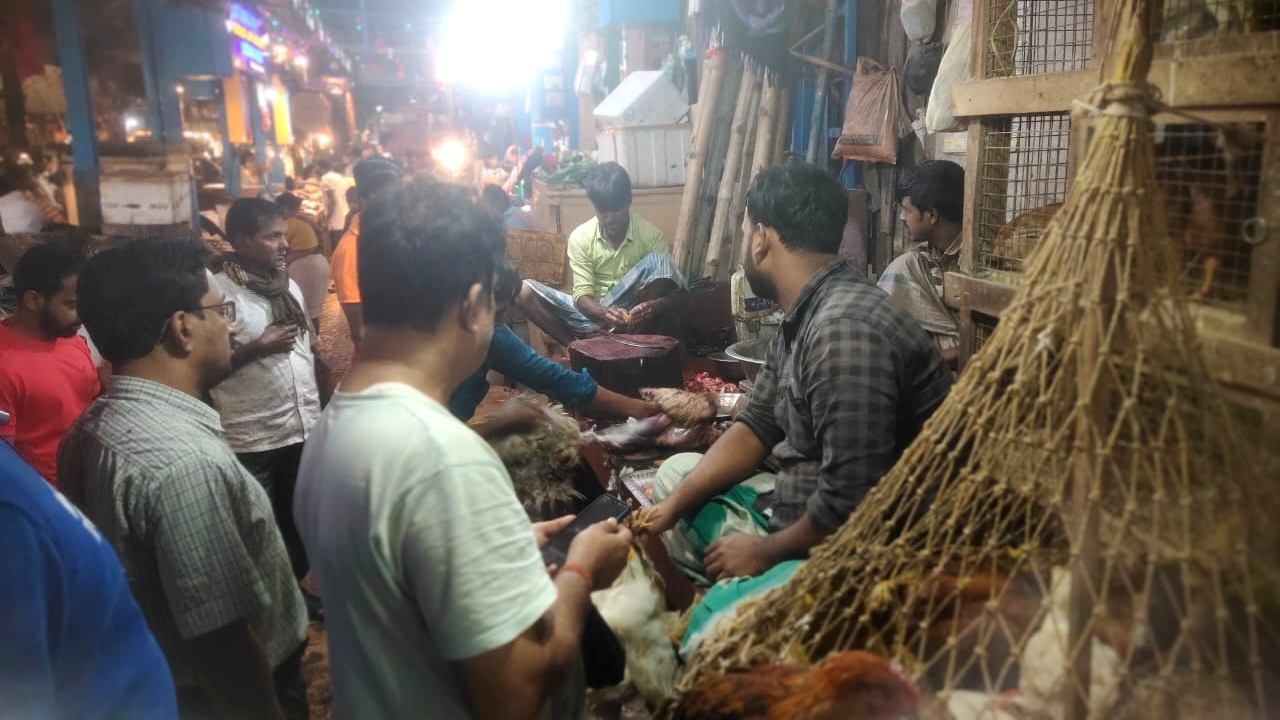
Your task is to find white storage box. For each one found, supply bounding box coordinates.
[100,172,192,226]
[594,71,691,188]
[596,125,691,188]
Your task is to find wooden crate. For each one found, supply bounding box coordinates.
[505,228,569,288]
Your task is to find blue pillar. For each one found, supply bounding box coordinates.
[131,0,184,144]
[843,0,860,188]
[51,0,100,228]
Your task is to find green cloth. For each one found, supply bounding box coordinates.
[651,452,775,586]
[681,560,804,651]
[567,212,667,302]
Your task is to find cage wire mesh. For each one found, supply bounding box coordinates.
[970,312,999,355]
[977,113,1073,279]
[984,0,1096,78]
[1156,0,1280,41]
[675,2,1279,717]
[1153,121,1265,308]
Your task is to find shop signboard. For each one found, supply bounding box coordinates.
[228,2,270,76]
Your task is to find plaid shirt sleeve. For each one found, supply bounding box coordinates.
[798,317,902,531]
[150,457,270,639]
[735,339,786,451]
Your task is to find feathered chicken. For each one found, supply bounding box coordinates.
[990,204,1063,270]
[591,549,680,708]
[642,388,717,426]
[672,651,919,720]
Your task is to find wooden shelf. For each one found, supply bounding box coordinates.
[954,32,1280,118]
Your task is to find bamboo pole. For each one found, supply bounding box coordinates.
[703,66,759,279]
[672,51,725,273]
[726,77,765,272]
[805,0,840,164]
[751,76,781,180]
[774,86,791,161]
[689,59,744,275]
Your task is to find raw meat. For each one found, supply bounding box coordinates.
[683,372,740,394]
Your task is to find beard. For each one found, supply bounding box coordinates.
[42,314,81,339]
[744,255,777,302]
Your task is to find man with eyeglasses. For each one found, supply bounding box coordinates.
[58,238,309,720]
[210,198,322,584]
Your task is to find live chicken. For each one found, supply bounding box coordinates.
[672,650,919,720]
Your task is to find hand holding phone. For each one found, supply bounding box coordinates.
[541,494,633,589]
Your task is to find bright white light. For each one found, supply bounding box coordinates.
[432,138,468,174]
[436,0,568,94]
[293,55,309,69]
[124,115,141,132]
[313,132,333,149]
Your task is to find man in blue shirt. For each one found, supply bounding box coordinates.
[450,262,659,424]
[0,440,177,719]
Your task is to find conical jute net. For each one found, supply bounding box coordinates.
[678,1,1279,717]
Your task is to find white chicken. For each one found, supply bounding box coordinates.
[1017,567,1122,720]
[591,548,679,708]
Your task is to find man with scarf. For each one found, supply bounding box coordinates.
[211,198,321,581]
[877,160,965,368]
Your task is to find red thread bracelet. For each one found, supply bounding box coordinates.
[558,562,592,589]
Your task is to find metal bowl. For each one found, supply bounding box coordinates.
[725,338,769,381]
[708,351,746,382]
[712,392,747,419]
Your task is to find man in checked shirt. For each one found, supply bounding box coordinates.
[647,161,953,584]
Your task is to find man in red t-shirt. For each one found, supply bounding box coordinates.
[0,242,100,484]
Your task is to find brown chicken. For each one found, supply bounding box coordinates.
[642,388,718,426]
[989,203,1063,270]
[672,651,919,720]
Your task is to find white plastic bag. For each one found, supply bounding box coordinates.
[926,19,972,133]
[900,0,938,43]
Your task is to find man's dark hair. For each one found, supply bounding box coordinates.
[79,238,210,364]
[584,162,632,213]
[316,160,332,175]
[353,158,403,201]
[359,179,505,332]
[897,160,965,224]
[275,192,303,214]
[14,242,82,298]
[225,198,286,242]
[479,184,512,218]
[745,160,848,254]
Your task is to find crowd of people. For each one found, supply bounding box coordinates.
[0,140,972,716]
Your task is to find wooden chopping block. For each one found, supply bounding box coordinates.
[568,334,682,398]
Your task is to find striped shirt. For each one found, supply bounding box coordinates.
[736,261,953,531]
[58,376,307,687]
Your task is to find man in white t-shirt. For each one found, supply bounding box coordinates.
[295,178,632,719]
[318,160,350,249]
[211,198,321,580]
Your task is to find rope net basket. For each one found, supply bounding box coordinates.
[676,2,1279,717]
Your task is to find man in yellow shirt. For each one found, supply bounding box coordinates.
[518,162,685,345]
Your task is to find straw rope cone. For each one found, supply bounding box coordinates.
[676,1,1278,716]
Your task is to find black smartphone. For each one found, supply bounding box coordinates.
[541,493,632,567]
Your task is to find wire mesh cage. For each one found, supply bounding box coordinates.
[976,113,1074,278]
[1154,121,1266,308]
[1155,0,1280,42]
[984,0,1096,78]
[970,312,999,356]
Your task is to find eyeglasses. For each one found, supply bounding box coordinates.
[198,301,237,323]
[156,301,236,345]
